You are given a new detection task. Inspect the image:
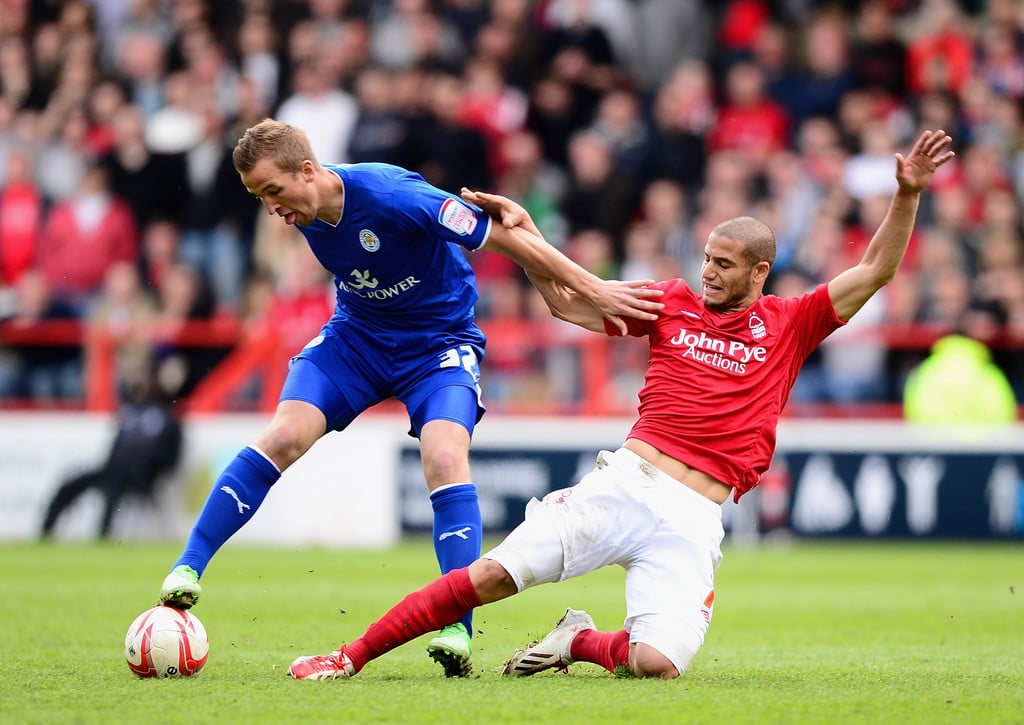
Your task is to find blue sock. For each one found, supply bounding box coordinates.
[172,446,280,577]
[430,483,481,637]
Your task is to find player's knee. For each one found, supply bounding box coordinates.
[422,447,461,484]
[256,421,316,470]
[421,446,471,488]
[468,558,517,603]
[418,420,471,486]
[630,643,682,680]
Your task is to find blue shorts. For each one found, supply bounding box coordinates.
[279,316,486,437]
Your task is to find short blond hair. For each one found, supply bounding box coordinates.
[232,118,316,174]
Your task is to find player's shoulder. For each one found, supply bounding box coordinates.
[654,277,698,300]
[755,283,834,328]
[334,162,422,185]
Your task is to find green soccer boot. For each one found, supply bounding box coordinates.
[427,622,473,677]
[159,564,201,609]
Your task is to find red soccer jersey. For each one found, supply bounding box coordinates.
[605,280,844,500]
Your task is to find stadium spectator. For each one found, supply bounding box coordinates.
[144,69,203,155]
[102,103,187,230]
[276,54,359,165]
[618,219,680,286]
[178,22,242,122]
[0,146,42,286]
[524,72,583,167]
[0,267,80,402]
[0,96,17,180]
[536,0,623,131]
[542,0,638,69]
[0,35,38,111]
[85,260,157,401]
[149,260,220,399]
[35,103,92,204]
[490,128,568,248]
[83,76,127,156]
[412,70,492,193]
[285,127,955,683]
[565,227,618,280]
[760,149,822,274]
[904,334,1018,425]
[98,0,176,76]
[751,21,802,110]
[715,0,771,70]
[138,217,181,293]
[586,85,649,183]
[470,0,543,91]
[843,120,901,202]
[904,0,975,97]
[369,0,466,72]
[474,274,540,404]
[559,128,637,247]
[234,11,280,117]
[155,118,662,682]
[346,65,414,167]
[628,0,713,92]
[778,10,857,132]
[177,100,259,313]
[707,59,789,173]
[849,0,908,99]
[958,141,1013,230]
[458,54,528,178]
[37,156,139,315]
[640,59,712,194]
[974,18,1024,101]
[259,242,334,349]
[113,29,167,117]
[691,151,755,250]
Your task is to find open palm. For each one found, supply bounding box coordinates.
[896,129,955,193]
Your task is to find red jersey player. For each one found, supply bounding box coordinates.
[287,129,955,681]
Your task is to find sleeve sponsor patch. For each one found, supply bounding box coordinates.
[438,198,479,236]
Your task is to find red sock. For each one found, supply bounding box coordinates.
[569,629,630,673]
[344,567,482,672]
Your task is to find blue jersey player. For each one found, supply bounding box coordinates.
[158,119,663,677]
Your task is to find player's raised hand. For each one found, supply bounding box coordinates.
[460,188,541,236]
[895,130,955,194]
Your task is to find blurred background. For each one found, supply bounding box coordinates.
[0,0,1021,544]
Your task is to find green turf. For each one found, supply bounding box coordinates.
[2,539,1021,724]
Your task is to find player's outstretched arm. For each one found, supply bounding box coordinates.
[525,270,608,333]
[461,188,663,334]
[828,129,955,322]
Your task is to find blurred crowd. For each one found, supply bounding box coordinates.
[0,0,1023,411]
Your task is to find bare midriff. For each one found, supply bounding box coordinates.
[623,438,733,504]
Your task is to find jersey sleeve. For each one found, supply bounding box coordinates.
[390,174,492,251]
[783,283,846,355]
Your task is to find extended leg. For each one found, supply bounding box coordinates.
[41,470,104,537]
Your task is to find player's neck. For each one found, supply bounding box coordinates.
[316,170,345,226]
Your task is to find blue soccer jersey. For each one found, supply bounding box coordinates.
[297,163,493,332]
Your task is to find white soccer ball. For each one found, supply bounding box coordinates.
[125,605,209,678]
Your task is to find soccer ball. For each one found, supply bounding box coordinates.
[124,605,209,678]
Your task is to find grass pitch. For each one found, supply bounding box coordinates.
[2,539,1021,724]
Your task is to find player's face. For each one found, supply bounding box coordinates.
[701,234,765,312]
[241,158,317,226]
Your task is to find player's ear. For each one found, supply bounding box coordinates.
[752,261,771,285]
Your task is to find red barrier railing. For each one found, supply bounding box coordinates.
[1,317,1020,417]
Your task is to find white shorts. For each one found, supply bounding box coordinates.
[484,447,725,673]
